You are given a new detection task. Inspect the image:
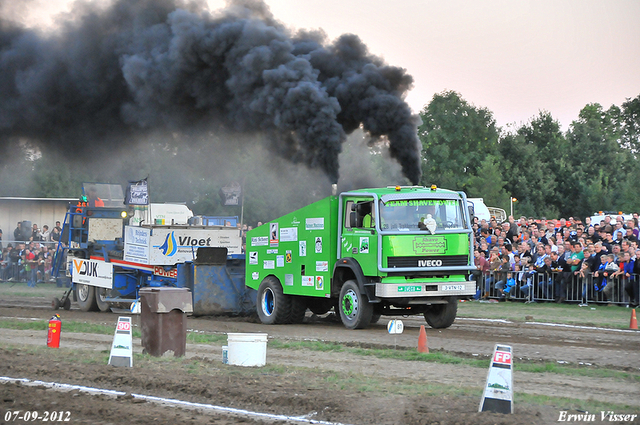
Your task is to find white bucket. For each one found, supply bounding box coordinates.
[226,333,268,367]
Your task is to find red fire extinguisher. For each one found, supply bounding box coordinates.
[47,314,61,348]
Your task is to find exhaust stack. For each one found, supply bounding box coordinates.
[331,184,337,196]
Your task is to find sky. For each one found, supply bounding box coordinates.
[14,0,640,131]
[258,0,640,131]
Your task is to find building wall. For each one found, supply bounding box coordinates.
[0,198,75,245]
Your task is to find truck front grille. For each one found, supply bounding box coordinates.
[387,255,468,268]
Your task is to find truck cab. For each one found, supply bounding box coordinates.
[246,185,476,329]
[336,186,475,328]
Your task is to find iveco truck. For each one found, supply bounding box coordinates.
[245,185,476,329]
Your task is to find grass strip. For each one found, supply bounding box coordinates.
[269,338,640,382]
[0,319,229,344]
[0,319,637,382]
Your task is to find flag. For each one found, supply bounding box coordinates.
[219,182,242,206]
[125,178,149,205]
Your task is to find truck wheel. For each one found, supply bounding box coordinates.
[257,277,291,325]
[76,284,98,312]
[288,296,307,324]
[95,288,112,312]
[339,280,373,330]
[423,297,457,329]
[306,298,334,315]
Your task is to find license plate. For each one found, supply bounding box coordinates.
[442,284,465,291]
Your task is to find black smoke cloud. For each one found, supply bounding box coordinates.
[0,0,421,184]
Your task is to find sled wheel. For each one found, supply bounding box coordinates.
[76,284,98,312]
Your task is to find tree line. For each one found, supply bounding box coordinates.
[419,91,640,220]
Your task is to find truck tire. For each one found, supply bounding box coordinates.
[257,277,291,325]
[339,280,373,330]
[288,296,307,324]
[76,284,98,312]
[370,314,381,324]
[95,288,112,312]
[306,298,334,315]
[423,297,457,329]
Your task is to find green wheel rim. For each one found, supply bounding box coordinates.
[342,289,358,319]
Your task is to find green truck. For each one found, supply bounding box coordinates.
[245,185,476,329]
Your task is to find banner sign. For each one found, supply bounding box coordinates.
[125,178,149,206]
[71,258,113,289]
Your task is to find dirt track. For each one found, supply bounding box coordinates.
[1,295,639,424]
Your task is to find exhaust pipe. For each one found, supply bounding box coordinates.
[331,184,337,196]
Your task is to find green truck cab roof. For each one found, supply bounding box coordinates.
[342,186,464,202]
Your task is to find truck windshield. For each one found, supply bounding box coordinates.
[379,199,465,231]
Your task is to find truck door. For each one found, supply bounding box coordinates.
[342,198,378,276]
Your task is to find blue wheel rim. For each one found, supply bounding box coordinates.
[262,288,275,316]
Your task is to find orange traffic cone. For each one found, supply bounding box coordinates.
[418,325,429,353]
[630,309,638,330]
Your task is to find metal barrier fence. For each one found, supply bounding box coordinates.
[477,270,638,305]
[1,240,60,248]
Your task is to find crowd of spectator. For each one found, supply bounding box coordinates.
[0,221,64,287]
[471,214,640,307]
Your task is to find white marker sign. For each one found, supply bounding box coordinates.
[108,316,133,368]
[479,344,514,414]
[387,319,404,334]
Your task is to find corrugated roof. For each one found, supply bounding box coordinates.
[0,197,76,201]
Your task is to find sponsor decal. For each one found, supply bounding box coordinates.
[251,272,259,280]
[305,217,324,230]
[251,236,268,247]
[159,231,219,257]
[299,241,307,256]
[315,237,322,254]
[276,255,284,267]
[316,261,329,272]
[359,237,369,254]
[413,236,448,255]
[270,223,279,247]
[280,227,298,242]
[72,258,113,289]
[159,232,178,256]
[315,276,324,290]
[153,266,177,278]
[249,252,258,265]
[302,276,314,287]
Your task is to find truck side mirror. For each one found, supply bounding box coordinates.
[350,212,357,228]
[468,206,475,223]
